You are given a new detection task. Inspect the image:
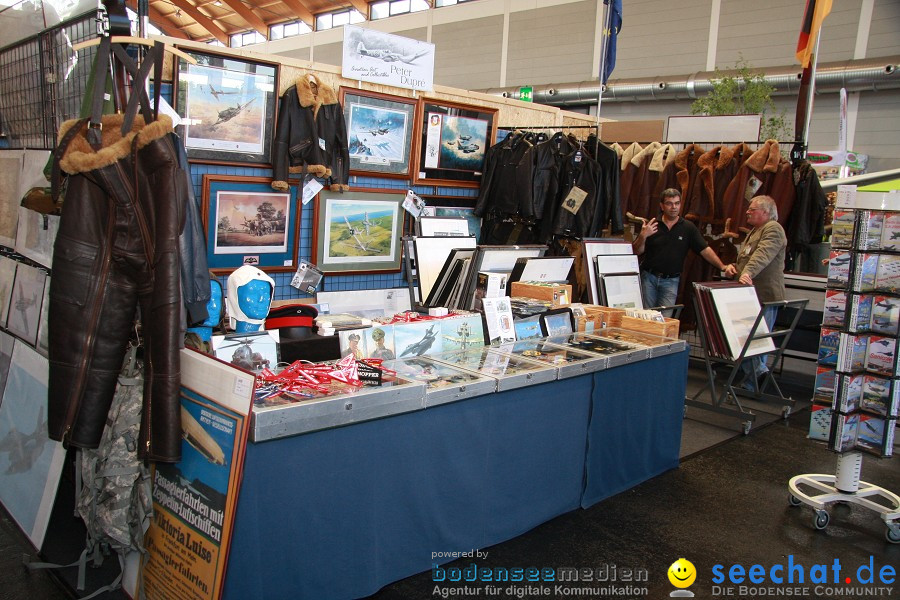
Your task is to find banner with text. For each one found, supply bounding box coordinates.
[342,24,434,91]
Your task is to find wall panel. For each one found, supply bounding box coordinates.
[867,0,900,58]
[432,15,503,90]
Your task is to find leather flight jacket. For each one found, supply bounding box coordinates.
[271,74,350,193]
[47,39,185,462]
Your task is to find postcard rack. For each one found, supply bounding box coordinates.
[685,293,808,434]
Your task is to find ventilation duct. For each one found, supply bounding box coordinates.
[484,56,899,106]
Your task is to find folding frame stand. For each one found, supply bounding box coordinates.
[685,297,809,434]
[788,452,900,543]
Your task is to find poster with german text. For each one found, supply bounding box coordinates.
[141,350,254,600]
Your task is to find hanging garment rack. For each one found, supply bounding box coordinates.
[72,36,198,65]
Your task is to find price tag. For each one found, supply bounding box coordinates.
[562,186,588,214]
[302,175,323,205]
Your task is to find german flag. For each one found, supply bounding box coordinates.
[796,0,832,68]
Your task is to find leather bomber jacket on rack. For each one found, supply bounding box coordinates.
[474,133,535,218]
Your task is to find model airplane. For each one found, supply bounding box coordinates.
[208,84,239,100]
[213,98,255,126]
[357,41,429,64]
[181,407,226,466]
[400,324,438,357]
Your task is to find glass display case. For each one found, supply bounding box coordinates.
[251,371,426,441]
[430,346,558,391]
[382,356,497,407]
[487,339,608,379]
[541,331,651,368]
[589,327,687,358]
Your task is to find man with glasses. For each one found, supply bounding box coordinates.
[633,188,728,309]
[724,195,787,390]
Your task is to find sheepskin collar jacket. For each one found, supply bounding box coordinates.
[49,113,187,463]
[272,74,350,193]
[723,140,796,232]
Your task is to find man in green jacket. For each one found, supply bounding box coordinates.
[724,195,786,390]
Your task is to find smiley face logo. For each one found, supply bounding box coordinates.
[668,558,696,588]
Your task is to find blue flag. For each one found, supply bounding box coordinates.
[601,0,622,85]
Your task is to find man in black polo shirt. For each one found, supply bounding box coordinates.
[632,188,727,309]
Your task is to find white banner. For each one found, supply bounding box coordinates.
[342,24,434,91]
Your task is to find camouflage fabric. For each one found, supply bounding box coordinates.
[76,354,153,561]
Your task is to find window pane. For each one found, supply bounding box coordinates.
[349,9,365,23]
[390,0,410,15]
[270,25,283,39]
[333,11,350,26]
[298,21,312,33]
[371,2,388,19]
[230,33,242,47]
[316,14,331,30]
[284,22,298,36]
[411,0,429,11]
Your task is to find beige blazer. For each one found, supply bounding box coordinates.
[735,219,786,303]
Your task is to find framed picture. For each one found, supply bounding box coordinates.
[599,272,644,310]
[174,49,278,164]
[540,307,575,337]
[201,175,300,274]
[338,87,417,178]
[413,99,497,187]
[313,189,406,274]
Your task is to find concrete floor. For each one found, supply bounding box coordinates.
[2,366,898,600]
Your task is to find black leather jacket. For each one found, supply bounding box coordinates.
[271,75,349,193]
[474,133,535,218]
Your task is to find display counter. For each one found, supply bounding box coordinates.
[222,331,689,600]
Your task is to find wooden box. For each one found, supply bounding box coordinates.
[581,305,625,329]
[619,315,680,338]
[509,282,573,306]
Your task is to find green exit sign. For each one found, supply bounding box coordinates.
[519,86,533,102]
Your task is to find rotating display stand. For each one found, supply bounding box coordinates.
[686,286,808,434]
[790,187,899,542]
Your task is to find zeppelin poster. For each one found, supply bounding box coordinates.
[141,350,254,600]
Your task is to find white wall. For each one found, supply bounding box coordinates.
[258,0,900,169]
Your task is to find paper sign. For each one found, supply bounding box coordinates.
[562,186,588,214]
[302,176,323,205]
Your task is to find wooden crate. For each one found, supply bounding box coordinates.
[619,315,680,338]
[509,282,573,306]
[581,305,625,329]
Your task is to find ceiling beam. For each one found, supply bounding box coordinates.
[279,0,315,26]
[125,0,190,40]
[168,0,230,45]
[346,0,369,17]
[218,0,269,38]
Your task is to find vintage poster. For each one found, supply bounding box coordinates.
[141,350,253,600]
[342,24,434,91]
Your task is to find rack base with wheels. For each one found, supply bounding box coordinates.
[788,451,900,543]
[685,290,808,434]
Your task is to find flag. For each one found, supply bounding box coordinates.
[601,0,622,85]
[796,0,832,68]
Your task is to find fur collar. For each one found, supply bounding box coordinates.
[630,141,661,168]
[295,74,338,119]
[744,140,782,173]
[610,142,624,157]
[620,142,642,170]
[649,144,677,172]
[57,114,173,175]
[697,145,734,171]
[674,144,705,172]
[731,143,754,166]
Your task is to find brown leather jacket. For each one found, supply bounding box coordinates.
[48,113,186,462]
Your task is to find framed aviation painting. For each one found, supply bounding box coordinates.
[312,189,405,274]
[201,175,299,274]
[339,87,417,178]
[413,99,496,188]
[174,49,278,164]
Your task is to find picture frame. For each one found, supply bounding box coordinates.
[582,238,635,305]
[598,272,644,310]
[540,307,575,337]
[201,175,300,274]
[412,99,497,188]
[460,245,546,310]
[338,87,417,178]
[174,49,278,165]
[417,216,470,237]
[313,189,406,274]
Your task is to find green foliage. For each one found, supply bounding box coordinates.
[691,56,792,143]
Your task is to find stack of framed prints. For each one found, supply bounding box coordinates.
[593,253,642,309]
[459,245,547,311]
[412,237,478,309]
[693,281,775,360]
